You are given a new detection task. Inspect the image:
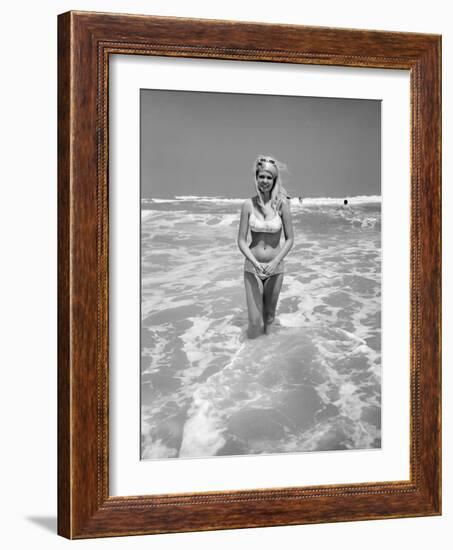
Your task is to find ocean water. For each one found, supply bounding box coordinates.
[141,196,381,459]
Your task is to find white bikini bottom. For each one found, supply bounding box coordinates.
[244,258,284,280]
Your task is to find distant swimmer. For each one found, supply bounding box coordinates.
[298,196,303,205]
[342,198,353,214]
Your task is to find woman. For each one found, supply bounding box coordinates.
[237,156,294,338]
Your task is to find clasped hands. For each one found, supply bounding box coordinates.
[253,259,279,279]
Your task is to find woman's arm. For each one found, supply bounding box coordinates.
[237,199,261,267]
[263,200,294,272]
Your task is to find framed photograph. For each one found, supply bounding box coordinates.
[58,11,441,539]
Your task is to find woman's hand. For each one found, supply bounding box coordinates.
[262,259,279,277]
[253,262,266,276]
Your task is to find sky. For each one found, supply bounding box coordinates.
[141,89,380,199]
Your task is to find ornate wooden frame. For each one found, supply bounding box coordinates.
[58,11,441,539]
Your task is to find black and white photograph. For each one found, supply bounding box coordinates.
[2,0,447,546]
[140,89,382,460]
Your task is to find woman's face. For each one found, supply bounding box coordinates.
[256,170,275,194]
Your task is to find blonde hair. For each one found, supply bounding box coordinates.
[253,155,289,213]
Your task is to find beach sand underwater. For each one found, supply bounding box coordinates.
[141,196,381,459]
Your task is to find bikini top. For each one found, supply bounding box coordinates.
[249,205,282,234]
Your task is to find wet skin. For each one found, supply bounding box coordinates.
[237,170,294,338]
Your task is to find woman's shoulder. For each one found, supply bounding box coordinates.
[279,198,291,215]
[241,197,255,212]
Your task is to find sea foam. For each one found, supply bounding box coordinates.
[141,196,381,459]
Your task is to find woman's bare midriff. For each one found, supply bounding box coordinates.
[249,230,282,263]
